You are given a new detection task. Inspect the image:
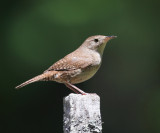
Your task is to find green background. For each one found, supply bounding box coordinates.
[1,0,160,133]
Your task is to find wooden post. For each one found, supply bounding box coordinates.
[63,93,102,133]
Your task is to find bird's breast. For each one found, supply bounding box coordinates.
[91,51,101,66]
[69,64,101,84]
[53,50,102,84]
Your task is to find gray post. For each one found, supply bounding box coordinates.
[63,93,102,133]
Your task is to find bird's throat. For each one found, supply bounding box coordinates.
[97,43,107,57]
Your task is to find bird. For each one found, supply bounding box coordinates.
[15,35,117,95]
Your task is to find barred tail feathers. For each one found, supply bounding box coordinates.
[15,71,56,89]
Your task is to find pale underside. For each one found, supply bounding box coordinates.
[44,48,101,84]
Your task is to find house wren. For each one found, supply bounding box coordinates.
[15,35,116,95]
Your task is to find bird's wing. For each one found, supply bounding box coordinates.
[44,54,92,72]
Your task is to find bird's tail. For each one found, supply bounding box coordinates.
[15,72,55,89]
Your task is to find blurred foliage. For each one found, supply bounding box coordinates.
[0,0,160,133]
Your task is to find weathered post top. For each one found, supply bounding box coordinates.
[63,93,102,133]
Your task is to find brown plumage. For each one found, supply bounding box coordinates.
[15,71,57,89]
[15,35,116,95]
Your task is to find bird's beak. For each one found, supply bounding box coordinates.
[104,36,117,42]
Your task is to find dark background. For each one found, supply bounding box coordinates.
[1,0,160,133]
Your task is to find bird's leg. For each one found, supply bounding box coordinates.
[66,82,87,95]
[65,83,80,94]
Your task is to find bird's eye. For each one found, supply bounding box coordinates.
[94,39,99,43]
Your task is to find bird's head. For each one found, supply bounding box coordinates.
[81,35,117,56]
